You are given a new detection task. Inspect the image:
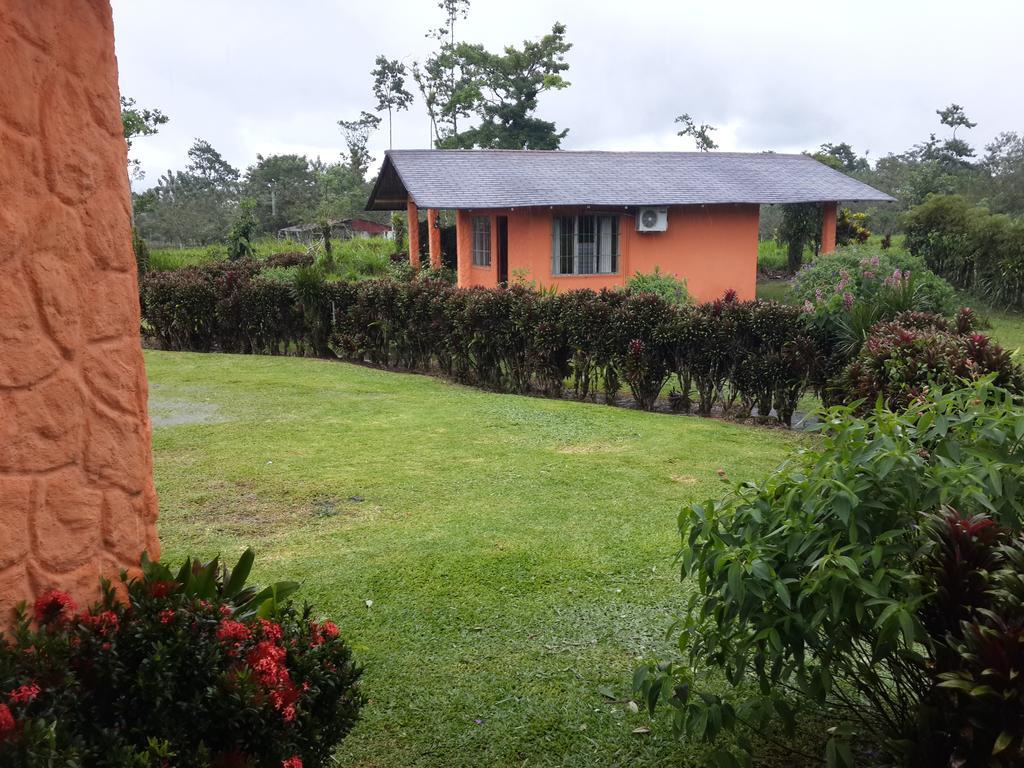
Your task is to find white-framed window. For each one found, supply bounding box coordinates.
[551,215,619,275]
[472,216,491,267]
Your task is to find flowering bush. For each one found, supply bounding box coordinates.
[792,246,961,401]
[837,309,1023,411]
[793,245,958,319]
[0,550,362,768]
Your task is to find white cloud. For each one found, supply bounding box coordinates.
[112,0,1024,188]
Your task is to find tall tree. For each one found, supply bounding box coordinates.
[414,0,471,145]
[135,139,240,246]
[337,112,382,178]
[674,113,718,152]
[815,142,869,173]
[371,56,414,149]
[983,132,1024,215]
[441,22,572,150]
[120,96,169,180]
[244,154,318,234]
[185,139,240,191]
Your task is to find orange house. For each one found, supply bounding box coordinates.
[366,150,893,302]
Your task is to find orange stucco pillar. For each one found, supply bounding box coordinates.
[0,0,159,627]
[427,208,442,270]
[455,210,472,287]
[406,200,421,268]
[821,201,838,254]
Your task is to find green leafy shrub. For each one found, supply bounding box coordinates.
[227,199,259,261]
[904,194,1024,309]
[635,381,1024,766]
[0,550,362,767]
[838,309,1024,411]
[626,267,692,307]
[835,207,871,246]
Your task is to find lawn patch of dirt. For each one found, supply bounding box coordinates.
[149,385,224,427]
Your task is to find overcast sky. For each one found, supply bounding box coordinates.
[111,0,1024,189]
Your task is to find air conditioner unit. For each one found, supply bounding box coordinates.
[636,207,668,232]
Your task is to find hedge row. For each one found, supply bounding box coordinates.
[904,194,1024,309]
[141,263,821,426]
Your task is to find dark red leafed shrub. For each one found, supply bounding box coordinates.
[612,292,676,409]
[838,314,1023,411]
[0,551,362,768]
[918,510,1024,766]
[143,266,833,425]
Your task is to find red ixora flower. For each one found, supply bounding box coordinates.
[246,641,300,722]
[158,609,176,625]
[281,757,302,768]
[310,620,340,646]
[217,619,251,645]
[8,683,40,705]
[80,610,120,635]
[148,580,178,598]
[258,618,283,643]
[0,703,14,739]
[34,589,76,625]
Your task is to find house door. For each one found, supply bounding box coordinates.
[496,216,509,284]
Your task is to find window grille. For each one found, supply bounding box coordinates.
[551,215,619,275]
[472,216,491,267]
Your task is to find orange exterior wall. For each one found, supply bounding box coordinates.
[0,0,159,627]
[454,204,759,302]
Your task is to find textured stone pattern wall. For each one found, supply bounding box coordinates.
[0,0,159,625]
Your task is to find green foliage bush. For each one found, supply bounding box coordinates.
[141,270,822,424]
[904,194,1024,309]
[626,268,692,307]
[0,550,362,767]
[635,381,1024,766]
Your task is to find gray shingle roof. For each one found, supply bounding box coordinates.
[366,149,895,211]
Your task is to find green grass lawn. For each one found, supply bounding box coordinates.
[147,351,802,767]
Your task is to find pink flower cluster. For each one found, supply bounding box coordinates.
[884,268,911,287]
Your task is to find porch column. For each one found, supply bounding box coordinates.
[821,201,838,255]
[427,208,442,270]
[455,210,472,288]
[406,200,421,268]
